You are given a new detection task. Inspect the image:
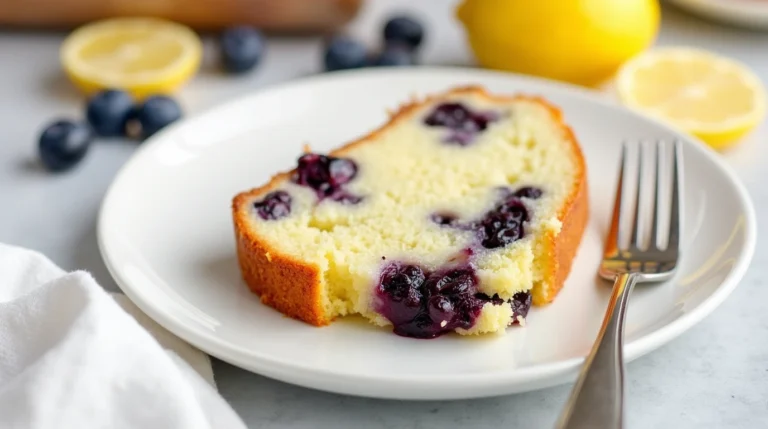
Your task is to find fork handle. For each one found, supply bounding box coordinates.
[555,272,639,429]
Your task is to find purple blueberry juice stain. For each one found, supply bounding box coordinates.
[376,184,542,337]
[253,190,292,220]
[375,262,487,339]
[375,262,534,338]
[423,102,499,146]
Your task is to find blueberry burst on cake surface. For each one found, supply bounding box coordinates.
[232,86,588,339]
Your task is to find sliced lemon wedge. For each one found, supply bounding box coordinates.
[61,17,202,99]
[616,47,766,149]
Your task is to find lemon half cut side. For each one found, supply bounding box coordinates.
[617,47,766,149]
[61,17,202,99]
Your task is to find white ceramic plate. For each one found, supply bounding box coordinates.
[667,0,768,29]
[98,68,756,400]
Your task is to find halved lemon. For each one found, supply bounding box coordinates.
[616,47,766,149]
[61,17,202,99]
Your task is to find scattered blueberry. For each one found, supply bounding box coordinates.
[253,191,292,220]
[424,103,498,145]
[478,201,528,249]
[38,120,93,172]
[431,188,537,249]
[220,26,265,74]
[132,96,183,139]
[292,153,362,203]
[326,157,358,185]
[324,36,368,71]
[375,43,415,67]
[86,89,134,137]
[424,103,493,132]
[383,16,424,50]
[425,103,473,129]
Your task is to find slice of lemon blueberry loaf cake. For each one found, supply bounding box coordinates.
[232,86,588,339]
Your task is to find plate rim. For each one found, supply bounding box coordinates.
[97,66,757,399]
[667,0,768,28]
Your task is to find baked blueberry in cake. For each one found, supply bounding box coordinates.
[232,86,588,339]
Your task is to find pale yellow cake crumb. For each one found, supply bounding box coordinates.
[244,93,578,333]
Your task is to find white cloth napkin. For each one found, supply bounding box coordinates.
[0,243,247,429]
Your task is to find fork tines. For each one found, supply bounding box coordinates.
[612,140,681,255]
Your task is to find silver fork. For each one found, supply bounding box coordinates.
[555,141,682,429]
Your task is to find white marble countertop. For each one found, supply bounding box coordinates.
[1,1,767,428]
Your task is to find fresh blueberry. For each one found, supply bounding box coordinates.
[133,96,182,139]
[220,26,265,74]
[86,89,134,137]
[324,36,368,71]
[375,44,415,67]
[38,120,93,172]
[383,16,424,50]
[123,105,142,139]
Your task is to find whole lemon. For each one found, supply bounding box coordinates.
[456,0,660,87]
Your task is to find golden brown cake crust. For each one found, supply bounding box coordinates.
[232,86,589,326]
[532,106,589,305]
